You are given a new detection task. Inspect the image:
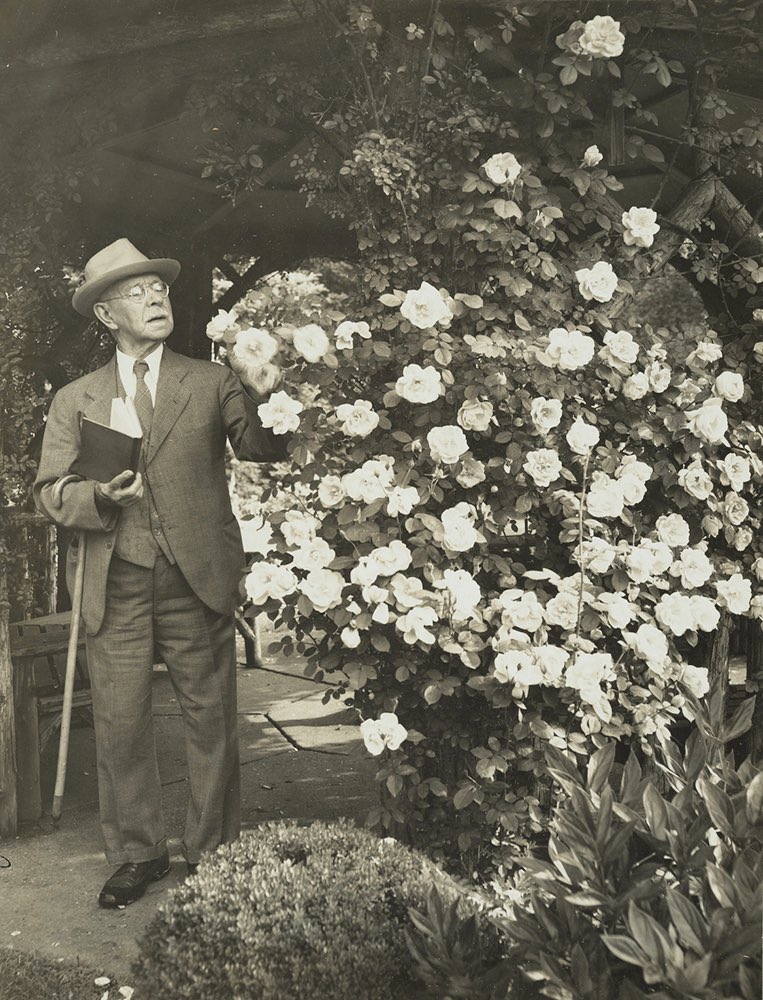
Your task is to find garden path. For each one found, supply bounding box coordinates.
[2,621,377,980]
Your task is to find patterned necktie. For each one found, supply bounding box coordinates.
[133,360,154,438]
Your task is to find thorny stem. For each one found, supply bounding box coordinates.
[412,0,441,145]
[575,451,592,638]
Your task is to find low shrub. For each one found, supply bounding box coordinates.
[132,818,489,1000]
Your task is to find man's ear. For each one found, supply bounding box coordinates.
[93,302,117,329]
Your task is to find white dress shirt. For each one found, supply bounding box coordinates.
[116,343,163,405]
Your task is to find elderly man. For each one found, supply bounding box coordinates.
[34,238,285,907]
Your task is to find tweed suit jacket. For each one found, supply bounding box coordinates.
[34,347,285,635]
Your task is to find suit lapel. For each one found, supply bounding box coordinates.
[146,346,191,464]
[83,357,119,426]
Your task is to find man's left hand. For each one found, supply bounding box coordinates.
[229,355,282,397]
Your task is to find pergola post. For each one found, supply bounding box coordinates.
[168,248,214,359]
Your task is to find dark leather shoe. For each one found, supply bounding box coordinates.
[186,862,199,877]
[98,850,171,908]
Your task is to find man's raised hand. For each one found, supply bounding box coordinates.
[95,470,144,507]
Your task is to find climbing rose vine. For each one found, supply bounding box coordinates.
[202,4,763,864]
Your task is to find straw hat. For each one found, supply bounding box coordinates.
[72,238,180,316]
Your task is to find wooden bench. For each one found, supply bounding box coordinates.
[9,611,93,824]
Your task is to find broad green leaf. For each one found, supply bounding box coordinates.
[665,888,707,953]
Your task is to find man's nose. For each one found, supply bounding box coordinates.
[146,286,166,307]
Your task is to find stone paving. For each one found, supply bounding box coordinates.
[1,628,378,978]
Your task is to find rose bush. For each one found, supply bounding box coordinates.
[201,3,763,868]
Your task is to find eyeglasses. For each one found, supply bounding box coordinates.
[100,280,170,304]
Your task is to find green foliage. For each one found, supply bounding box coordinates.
[132,819,485,1000]
[405,888,523,1000]
[499,707,763,999]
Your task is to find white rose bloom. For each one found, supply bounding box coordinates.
[441,503,480,552]
[493,649,543,697]
[386,486,420,517]
[644,540,673,576]
[714,371,744,402]
[293,323,331,363]
[427,425,469,465]
[290,538,336,571]
[360,712,408,755]
[395,363,442,404]
[671,547,714,590]
[483,151,522,185]
[750,594,763,619]
[281,510,321,548]
[587,474,625,519]
[299,569,345,612]
[524,448,562,488]
[400,281,452,329]
[544,328,596,370]
[534,645,568,684]
[719,454,751,492]
[578,15,625,58]
[239,516,274,556]
[678,461,714,500]
[371,540,413,577]
[681,665,710,700]
[687,341,724,365]
[689,595,720,632]
[500,591,544,633]
[622,207,660,248]
[566,416,600,455]
[623,372,650,399]
[617,458,653,483]
[733,527,753,552]
[342,465,390,503]
[257,390,303,435]
[397,605,439,644]
[245,563,298,605]
[723,492,749,526]
[530,397,564,433]
[596,592,636,630]
[626,546,657,584]
[646,361,672,393]
[655,593,698,636]
[335,399,380,438]
[600,329,639,370]
[565,652,615,702]
[687,400,729,445]
[318,475,347,508]
[576,536,616,574]
[457,399,494,432]
[544,591,579,631]
[440,569,482,622]
[206,308,237,343]
[575,261,618,303]
[390,573,429,610]
[715,574,752,614]
[656,513,691,548]
[630,623,670,668]
[752,557,763,581]
[582,145,603,167]
[335,320,371,350]
[341,627,362,649]
[618,475,647,507]
[232,327,279,370]
[456,456,486,488]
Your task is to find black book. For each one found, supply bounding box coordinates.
[70,416,143,483]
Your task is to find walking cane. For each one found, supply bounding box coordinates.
[50,474,87,824]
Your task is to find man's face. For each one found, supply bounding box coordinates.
[98,272,174,351]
